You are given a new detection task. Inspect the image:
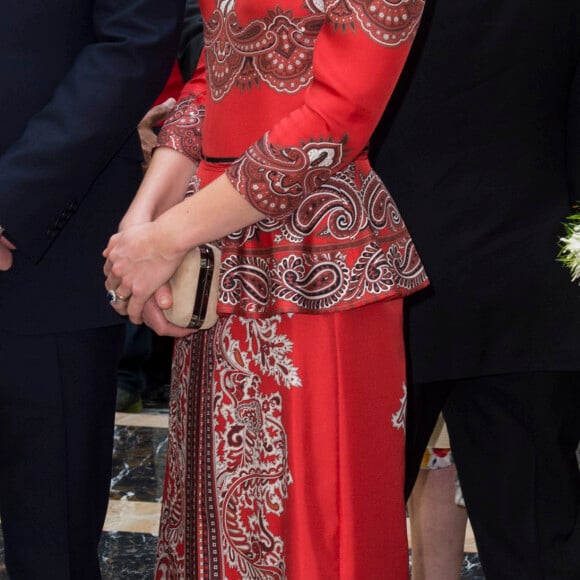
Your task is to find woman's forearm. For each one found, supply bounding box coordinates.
[120,147,197,228]
[154,173,266,258]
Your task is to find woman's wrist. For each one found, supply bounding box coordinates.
[152,213,193,261]
[119,209,153,232]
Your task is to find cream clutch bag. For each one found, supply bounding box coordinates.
[163,244,221,330]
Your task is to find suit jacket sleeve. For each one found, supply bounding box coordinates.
[0,0,184,262]
[178,0,205,82]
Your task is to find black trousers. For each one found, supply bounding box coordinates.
[0,325,124,580]
[406,372,580,580]
[117,321,172,395]
[117,322,151,395]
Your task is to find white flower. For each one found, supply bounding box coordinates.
[559,214,580,283]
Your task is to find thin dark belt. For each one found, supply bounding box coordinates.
[201,153,238,163]
[202,147,370,164]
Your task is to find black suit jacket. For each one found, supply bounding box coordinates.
[372,0,580,383]
[0,0,184,334]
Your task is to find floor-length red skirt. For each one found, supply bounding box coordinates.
[155,300,409,579]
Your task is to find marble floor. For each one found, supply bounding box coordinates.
[0,408,485,579]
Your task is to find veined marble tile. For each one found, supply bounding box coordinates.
[99,531,158,580]
[462,554,486,579]
[104,500,161,535]
[0,530,159,580]
[0,527,486,579]
[111,425,167,503]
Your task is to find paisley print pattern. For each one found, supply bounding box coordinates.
[205,6,323,101]
[219,159,427,314]
[156,316,303,579]
[219,237,423,314]
[225,161,405,243]
[204,0,422,102]
[157,94,205,164]
[156,303,411,579]
[214,316,301,578]
[326,0,424,46]
[226,135,345,217]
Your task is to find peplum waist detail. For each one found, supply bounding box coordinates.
[195,155,428,318]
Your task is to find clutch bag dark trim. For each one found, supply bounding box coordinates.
[163,243,221,330]
[188,244,215,329]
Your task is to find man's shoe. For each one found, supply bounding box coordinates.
[116,388,143,413]
[142,383,170,409]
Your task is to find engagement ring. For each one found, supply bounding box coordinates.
[108,289,130,304]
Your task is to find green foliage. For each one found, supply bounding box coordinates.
[558,211,580,282]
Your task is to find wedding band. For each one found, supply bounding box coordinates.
[107,289,130,304]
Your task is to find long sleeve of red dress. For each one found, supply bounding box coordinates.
[158,0,428,317]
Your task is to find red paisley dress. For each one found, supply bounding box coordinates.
[155,1,427,578]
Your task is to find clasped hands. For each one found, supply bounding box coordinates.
[103,221,195,337]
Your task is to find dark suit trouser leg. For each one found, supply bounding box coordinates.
[0,325,124,580]
[117,322,151,395]
[443,372,580,580]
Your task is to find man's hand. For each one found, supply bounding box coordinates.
[0,236,16,271]
[141,289,195,337]
[137,97,176,171]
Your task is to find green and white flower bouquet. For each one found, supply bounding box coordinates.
[559,208,580,283]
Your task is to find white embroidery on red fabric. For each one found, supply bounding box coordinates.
[157,317,302,579]
[391,382,407,432]
[214,316,301,578]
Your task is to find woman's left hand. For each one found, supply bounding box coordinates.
[103,221,186,324]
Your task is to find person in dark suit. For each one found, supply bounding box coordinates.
[371,1,580,578]
[116,0,206,414]
[0,1,183,577]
